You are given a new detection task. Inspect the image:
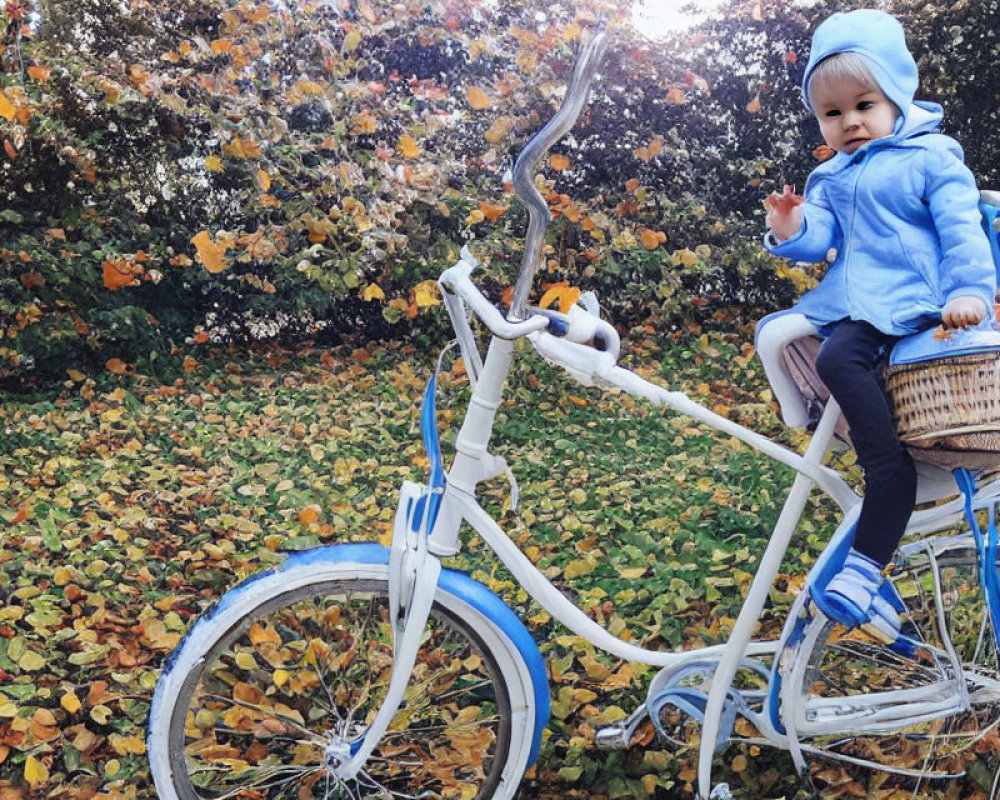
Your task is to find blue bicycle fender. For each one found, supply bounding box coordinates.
[278,543,551,766]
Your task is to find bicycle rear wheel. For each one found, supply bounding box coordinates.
[148,559,534,800]
[781,535,1000,779]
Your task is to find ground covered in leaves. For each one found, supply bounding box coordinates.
[0,326,989,800]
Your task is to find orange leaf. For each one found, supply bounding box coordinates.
[634,136,663,163]
[3,139,16,160]
[103,258,137,290]
[128,64,149,84]
[549,153,570,171]
[210,38,234,53]
[183,355,199,373]
[466,85,492,110]
[640,228,666,249]
[746,92,762,113]
[813,144,835,161]
[666,86,687,105]
[193,331,210,344]
[0,90,14,121]
[27,65,50,82]
[298,505,322,525]
[625,178,640,192]
[478,202,509,222]
[105,358,129,375]
[539,283,582,314]
[19,272,44,289]
[352,111,377,135]
[191,231,229,273]
[46,228,65,241]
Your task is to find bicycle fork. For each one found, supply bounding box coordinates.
[327,480,442,781]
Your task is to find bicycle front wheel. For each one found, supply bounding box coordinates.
[148,557,535,800]
[780,534,1000,778]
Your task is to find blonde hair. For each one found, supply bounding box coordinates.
[807,52,889,110]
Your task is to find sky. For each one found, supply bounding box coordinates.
[631,0,730,36]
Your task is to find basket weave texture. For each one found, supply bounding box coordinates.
[885,352,1000,469]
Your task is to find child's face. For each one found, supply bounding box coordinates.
[810,75,898,155]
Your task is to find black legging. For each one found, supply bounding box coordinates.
[815,319,917,565]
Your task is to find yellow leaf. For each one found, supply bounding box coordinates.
[24,756,48,787]
[484,116,513,144]
[109,733,146,756]
[342,30,361,52]
[0,91,14,122]
[466,85,492,110]
[204,155,224,172]
[362,283,385,301]
[672,248,700,268]
[398,134,420,159]
[413,280,441,308]
[61,691,82,714]
[564,558,595,579]
[257,169,271,191]
[66,369,86,382]
[352,111,377,135]
[273,669,290,688]
[191,230,229,274]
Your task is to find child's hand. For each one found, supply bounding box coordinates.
[763,185,804,242]
[941,295,987,329]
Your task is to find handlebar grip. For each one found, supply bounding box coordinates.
[529,304,621,360]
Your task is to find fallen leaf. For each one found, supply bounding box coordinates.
[0,91,14,121]
[549,153,570,171]
[466,85,492,110]
[398,134,420,158]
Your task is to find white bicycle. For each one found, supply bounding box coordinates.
[148,31,1000,800]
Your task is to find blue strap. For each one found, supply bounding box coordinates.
[955,468,1000,652]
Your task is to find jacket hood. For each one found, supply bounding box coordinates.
[802,10,919,125]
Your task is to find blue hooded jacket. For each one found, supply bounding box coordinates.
[766,9,996,336]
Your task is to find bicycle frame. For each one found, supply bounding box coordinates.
[339,28,1000,800]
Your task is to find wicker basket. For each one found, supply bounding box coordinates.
[885,351,1000,468]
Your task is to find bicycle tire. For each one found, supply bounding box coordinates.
[780,536,1000,780]
[147,558,536,800]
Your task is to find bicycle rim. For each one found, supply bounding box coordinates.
[786,540,1000,779]
[161,577,514,800]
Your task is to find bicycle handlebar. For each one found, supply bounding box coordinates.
[508,29,609,321]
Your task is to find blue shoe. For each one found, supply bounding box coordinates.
[820,548,900,643]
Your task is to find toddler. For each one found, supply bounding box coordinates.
[763,9,997,639]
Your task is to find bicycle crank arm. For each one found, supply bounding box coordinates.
[594,705,649,750]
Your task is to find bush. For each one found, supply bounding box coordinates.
[2,0,998,385]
